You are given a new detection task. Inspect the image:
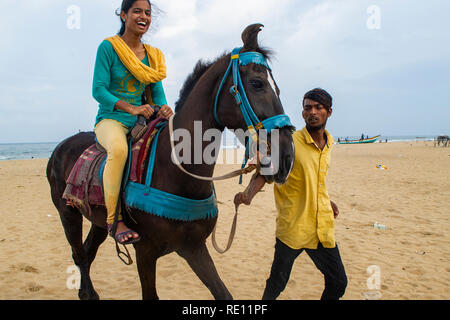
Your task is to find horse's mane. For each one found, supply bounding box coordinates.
[174,57,219,112]
[174,47,273,112]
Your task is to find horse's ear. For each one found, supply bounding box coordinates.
[241,23,264,52]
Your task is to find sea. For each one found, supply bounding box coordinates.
[0,135,438,161]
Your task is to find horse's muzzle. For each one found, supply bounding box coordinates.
[259,127,294,184]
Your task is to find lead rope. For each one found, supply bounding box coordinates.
[169,115,263,254]
[210,170,261,254]
[211,203,239,254]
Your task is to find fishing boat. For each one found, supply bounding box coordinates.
[338,135,381,144]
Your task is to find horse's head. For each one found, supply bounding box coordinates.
[214,24,295,184]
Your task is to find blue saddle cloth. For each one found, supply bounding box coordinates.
[123,122,218,221]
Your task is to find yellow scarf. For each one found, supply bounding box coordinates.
[105,35,166,85]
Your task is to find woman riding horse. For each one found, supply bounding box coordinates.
[93,0,173,244]
[48,22,295,300]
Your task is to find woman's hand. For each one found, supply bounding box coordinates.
[133,104,155,119]
[157,104,174,119]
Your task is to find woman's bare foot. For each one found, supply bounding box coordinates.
[111,221,140,244]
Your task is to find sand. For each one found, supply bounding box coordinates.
[0,141,449,300]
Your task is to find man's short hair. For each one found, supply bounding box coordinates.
[303,88,333,110]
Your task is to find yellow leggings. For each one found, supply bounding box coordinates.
[94,119,129,225]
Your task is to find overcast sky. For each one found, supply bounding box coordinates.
[0,0,449,143]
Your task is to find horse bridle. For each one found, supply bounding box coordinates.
[169,47,293,182]
[213,47,292,135]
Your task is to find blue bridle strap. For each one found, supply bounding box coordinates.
[261,114,292,133]
[213,47,293,183]
[213,47,292,131]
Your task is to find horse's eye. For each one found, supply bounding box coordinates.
[249,79,264,90]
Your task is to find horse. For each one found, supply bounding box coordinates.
[46,24,295,300]
[436,135,449,147]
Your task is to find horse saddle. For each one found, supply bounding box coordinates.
[62,118,164,215]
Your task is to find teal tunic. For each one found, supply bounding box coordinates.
[92,40,167,128]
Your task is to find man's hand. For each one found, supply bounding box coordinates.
[330,200,339,219]
[157,104,174,119]
[234,192,251,207]
[233,174,266,209]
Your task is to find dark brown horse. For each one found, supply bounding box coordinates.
[46,24,295,300]
[436,135,449,147]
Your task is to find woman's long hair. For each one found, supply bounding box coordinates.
[116,0,152,36]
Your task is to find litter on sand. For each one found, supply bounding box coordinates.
[376,164,388,170]
[373,222,387,230]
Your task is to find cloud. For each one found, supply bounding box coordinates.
[153,0,199,38]
[0,0,449,143]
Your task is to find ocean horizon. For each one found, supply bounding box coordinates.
[0,134,440,161]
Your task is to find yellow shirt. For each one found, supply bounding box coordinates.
[274,127,335,249]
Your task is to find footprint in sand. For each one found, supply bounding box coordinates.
[25,282,44,293]
[402,265,426,276]
[11,263,39,274]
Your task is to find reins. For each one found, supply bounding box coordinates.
[168,115,258,182]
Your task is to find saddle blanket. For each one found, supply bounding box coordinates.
[62,144,106,215]
[62,119,163,215]
[62,118,218,221]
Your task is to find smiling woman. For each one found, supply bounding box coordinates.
[116,0,152,36]
[91,0,174,245]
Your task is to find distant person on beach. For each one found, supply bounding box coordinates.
[92,0,173,244]
[234,88,347,300]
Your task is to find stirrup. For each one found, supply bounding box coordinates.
[107,221,137,266]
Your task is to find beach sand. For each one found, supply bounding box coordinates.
[0,141,449,300]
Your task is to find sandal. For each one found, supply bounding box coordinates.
[107,221,141,245]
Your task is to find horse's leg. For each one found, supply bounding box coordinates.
[83,223,108,273]
[177,243,233,300]
[135,243,159,300]
[57,204,100,300]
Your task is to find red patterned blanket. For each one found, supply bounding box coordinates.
[62,118,164,215]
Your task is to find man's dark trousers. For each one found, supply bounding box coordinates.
[262,238,348,300]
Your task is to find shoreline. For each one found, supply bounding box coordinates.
[0,139,445,162]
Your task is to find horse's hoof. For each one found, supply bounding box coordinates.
[79,290,100,300]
